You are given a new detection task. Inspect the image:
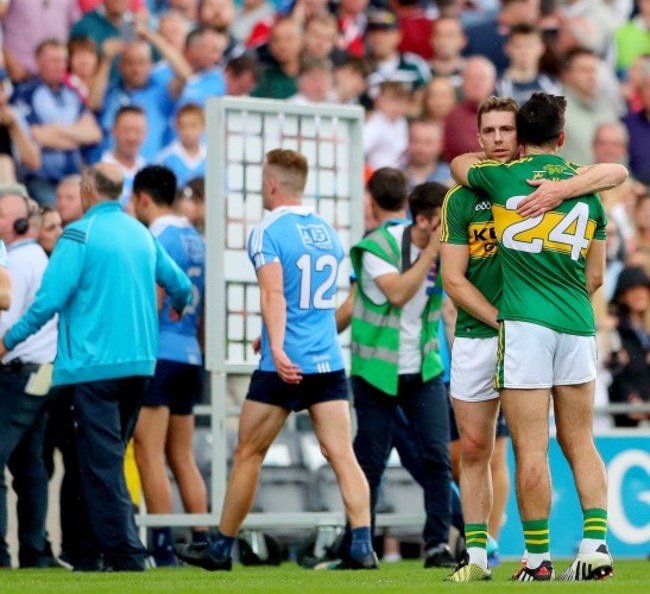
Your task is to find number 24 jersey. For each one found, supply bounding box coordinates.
[248,205,345,374]
[467,154,607,336]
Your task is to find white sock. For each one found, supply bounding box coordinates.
[467,547,488,569]
[579,538,607,555]
[526,552,551,569]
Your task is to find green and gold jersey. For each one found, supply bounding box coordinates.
[441,185,501,339]
[467,154,607,336]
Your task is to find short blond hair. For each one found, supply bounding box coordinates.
[477,96,519,129]
[265,149,309,195]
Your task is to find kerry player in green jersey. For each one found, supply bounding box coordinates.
[451,93,628,582]
[441,96,627,583]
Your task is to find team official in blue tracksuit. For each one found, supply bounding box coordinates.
[0,163,192,572]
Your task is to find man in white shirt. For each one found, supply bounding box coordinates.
[0,183,57,568]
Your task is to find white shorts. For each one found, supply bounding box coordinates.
[450,336,499,402]
[496,320,597,390]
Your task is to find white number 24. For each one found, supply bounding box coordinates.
[502,196,591,261]
[296,254,338,309]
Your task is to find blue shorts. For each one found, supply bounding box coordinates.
[449,404,510,441]
[246,369,349,412]
[142,360,204,416]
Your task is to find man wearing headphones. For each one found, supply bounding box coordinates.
[0,183,57,568]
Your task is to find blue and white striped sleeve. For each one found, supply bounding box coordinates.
[248,224,280,272]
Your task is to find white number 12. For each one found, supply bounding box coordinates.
[296,254,338,309]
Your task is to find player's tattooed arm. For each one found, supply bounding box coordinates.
[517,163,629,218]
[450,152,486,186]
[441,243,499,329]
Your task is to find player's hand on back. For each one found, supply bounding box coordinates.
[252,336,261,354]
[517,179,564,218]
[272,349,303,384]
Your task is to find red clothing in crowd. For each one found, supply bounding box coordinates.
[442,101,482,164]
[79,0,145,12]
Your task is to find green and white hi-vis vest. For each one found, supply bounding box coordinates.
[349,223,443,396]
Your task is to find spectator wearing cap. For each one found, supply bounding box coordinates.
[11,39,102,206]
[622,68,650,185]
[288,57,336,104]
[608,266,650,427]
[365,9,431,101]
[442,56,496,163]
[252,17,302,99]
[0,183,57,568]
[0,0,80,83]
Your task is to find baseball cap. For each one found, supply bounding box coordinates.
[366,10,399,31]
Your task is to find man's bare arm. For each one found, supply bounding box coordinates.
[374,231,439,309]
[585,239,606,297]
[517,163,629,217]
[335,283,356,334]
[441,242,499,329]
[450,152,484,186]
[258,262,302,384]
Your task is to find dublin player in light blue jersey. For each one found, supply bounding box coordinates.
[176,149,377,571]
[131,165,209,567]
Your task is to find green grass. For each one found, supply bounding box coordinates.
[0,560,646,593]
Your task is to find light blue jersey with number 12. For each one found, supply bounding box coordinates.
[248,205,345,374]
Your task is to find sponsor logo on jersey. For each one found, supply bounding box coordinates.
[475,201,491,211]
[468,222,498,258]
[298,224,333,249]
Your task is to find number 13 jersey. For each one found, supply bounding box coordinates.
[248,205,345,373]
[467,154,607,336]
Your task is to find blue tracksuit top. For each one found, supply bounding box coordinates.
[4,201,192,386]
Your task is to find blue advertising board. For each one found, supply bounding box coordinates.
[499,435,650,558]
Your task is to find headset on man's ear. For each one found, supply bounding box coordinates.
[13,196,33,235]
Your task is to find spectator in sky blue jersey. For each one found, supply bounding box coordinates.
[170,26,227,112]
[175,148,377,571]
[156,104,206,187]
[131,165,208,567]
[0,163,192,571]
[88,24,193,161]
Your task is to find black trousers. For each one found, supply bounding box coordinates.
[0,370,51,567]
[68,377,148,567]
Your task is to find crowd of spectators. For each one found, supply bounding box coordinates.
[0,0,649,568]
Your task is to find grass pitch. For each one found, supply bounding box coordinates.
[0,560,647,593]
